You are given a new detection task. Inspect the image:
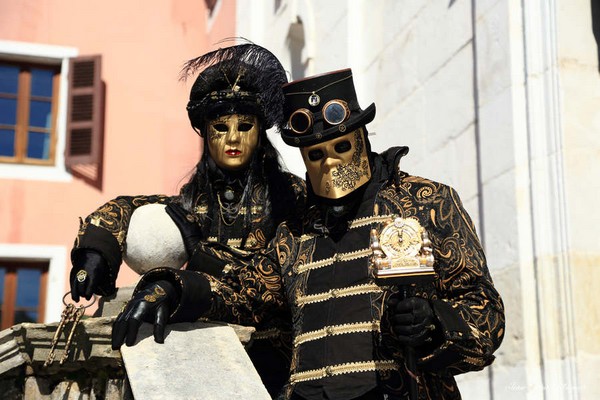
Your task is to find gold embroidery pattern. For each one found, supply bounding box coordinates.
[295,283,382,306]
[79,195,171,252]
[348,214,394,229]
[294,320,380,347]
[331,130,371,192]
[295,248,372,274]
[290,360,398,384]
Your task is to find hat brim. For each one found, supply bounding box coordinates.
[282,103,376,147]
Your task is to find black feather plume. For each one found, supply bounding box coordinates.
[182,41,288,132]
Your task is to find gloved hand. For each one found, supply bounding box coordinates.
[165,202,203,257]
[111,280,178,349]
[70,249,110,302]
[387,296,437,347]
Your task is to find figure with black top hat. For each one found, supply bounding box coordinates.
[70,43,306,398]
[113,68,505,400]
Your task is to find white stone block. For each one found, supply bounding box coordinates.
[422,45,475,148]
[123,204,187,274]
[474,0,512,107]
[414,1,472,84]
[120,321,270,400]
[478,86,517,183]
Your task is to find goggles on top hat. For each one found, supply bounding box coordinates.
[281,68,376,148]
[288,99,351,135]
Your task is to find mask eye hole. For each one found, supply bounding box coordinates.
[213,123,228,132]
[238,123,254,132]
[307,149,325,161]
[334,140,352,154]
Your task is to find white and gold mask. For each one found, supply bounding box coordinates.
[206,114,259,171]
[300,128,371,200]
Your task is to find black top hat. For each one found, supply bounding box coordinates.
[281,68,376,147]
[183,44,288,136]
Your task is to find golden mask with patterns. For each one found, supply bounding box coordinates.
[206,114,259,171]
[300,127,371,199]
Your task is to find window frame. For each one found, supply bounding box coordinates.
[0,40,77,181]
[0,244,67,324]
[0,260,48,330]
[0,59,61,166]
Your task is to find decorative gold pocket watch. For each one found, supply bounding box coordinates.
[370,216,436,286]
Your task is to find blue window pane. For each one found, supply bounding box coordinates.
[0,97,17,125]
[31,69,54,97]
[0,129,15,156]
[0,65,19,94]
[29,100,52,128]
[27,131,50,159]
[15,269,41,323]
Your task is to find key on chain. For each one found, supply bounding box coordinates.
[60,305,85,364]
[44,304,75,367]
[43,292,97,368]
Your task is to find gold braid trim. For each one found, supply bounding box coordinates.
[296,283,382,306]
[252,328,281,340]
[194,206,262,215]
[206,237,243,247]
[299,234,316,242]
[295,248,372,274]
[463,355,487,367]
[227,238,243,247]
[348,214,394,229]
[294,320,380,347]
[290,360,399,384]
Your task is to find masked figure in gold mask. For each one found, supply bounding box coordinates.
[69,44,306,397]
[113,69,504,400]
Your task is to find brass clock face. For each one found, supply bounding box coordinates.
[379,217,423,259]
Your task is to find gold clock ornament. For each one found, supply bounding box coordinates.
[370,216,436,286]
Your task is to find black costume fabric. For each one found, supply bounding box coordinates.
[72,42,307,398]
[72,171,305,397]
[137,147,505,400]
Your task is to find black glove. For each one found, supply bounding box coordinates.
[70,249,110,302]
[387,296,437,347]
[111,280,178,349]
[165,202,203,256]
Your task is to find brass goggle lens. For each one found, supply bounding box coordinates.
[288,99,350,135]
[289,109,313,134]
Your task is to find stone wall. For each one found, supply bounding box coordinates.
[0,317,129,400]
[235,1,600,398]
[0,314,258,399]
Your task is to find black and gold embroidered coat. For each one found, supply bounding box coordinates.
[72,171,306,398]
[72,172,305,291]
[141,147,504,400]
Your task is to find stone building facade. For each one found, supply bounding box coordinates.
[235,1,600,399]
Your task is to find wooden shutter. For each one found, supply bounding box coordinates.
[65,55,104,167]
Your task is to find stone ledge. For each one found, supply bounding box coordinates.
[0,318,259,399]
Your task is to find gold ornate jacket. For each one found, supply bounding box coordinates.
[72,172,306,398]
[151,147,504,400]
[72,172,306,291]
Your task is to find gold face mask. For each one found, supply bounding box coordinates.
[206,114,260,171]
[300,128,371,200]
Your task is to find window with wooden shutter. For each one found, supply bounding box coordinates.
[65,55,104,187]
[0,61,60,165]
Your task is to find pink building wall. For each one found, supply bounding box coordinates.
[0,1,236,318]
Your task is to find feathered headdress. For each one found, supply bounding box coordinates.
[182,43,288,135]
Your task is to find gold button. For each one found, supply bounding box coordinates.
[334,254,342,262]
[325,367,333,376]
[326,326,334,335]
[331,289,339,298]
